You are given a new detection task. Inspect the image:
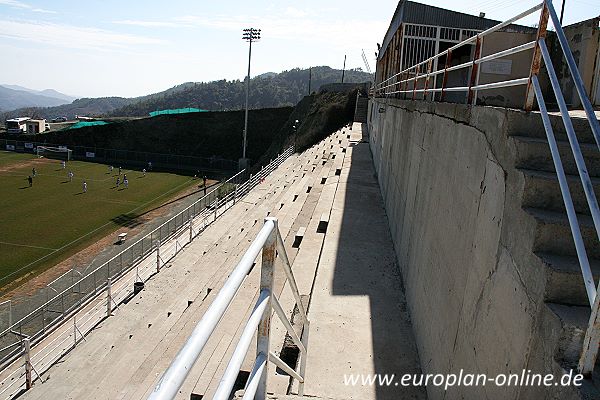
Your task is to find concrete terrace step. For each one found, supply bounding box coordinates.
[538,252,600,306]
[520,168,600,216]
[526,207,600,260]
[513,135,600,177]
[510,113,598,145]
[540,304,600,399]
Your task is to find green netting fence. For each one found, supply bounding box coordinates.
[66,121,111,130]
[149,108,208,117]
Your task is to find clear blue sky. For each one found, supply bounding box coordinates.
[0,0,597,98]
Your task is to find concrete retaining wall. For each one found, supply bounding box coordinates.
[367,98,583,400]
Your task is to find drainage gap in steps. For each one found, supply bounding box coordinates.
[277,296,308,376]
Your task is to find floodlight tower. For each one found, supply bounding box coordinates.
[241,27,261,162]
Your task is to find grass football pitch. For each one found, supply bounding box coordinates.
[0,151,197,290]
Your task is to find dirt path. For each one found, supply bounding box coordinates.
[0,157,51,173]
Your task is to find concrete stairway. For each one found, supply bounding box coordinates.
[353,95,368,123]
[15,128,360,400]
[511,114,600,397]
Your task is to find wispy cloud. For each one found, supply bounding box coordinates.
[112,19,181,28]
[172,13,380,49]
[108,5,379,49]
[0,0,56,14]
[0,20,166,51]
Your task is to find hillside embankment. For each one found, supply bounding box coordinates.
[3,107,293,162]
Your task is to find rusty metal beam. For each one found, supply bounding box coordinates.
[467,36,482,105]
[524,1,549,111]
[440,49,452,102]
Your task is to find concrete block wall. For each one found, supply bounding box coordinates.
[367,98,586,400]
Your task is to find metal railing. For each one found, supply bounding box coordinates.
[377,0,600,378]
[148,217,309,400]
[373,3,547,109]
[0,147,294,399]
[525,2,600,376]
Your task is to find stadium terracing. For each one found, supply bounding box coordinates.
[0,123,424,400]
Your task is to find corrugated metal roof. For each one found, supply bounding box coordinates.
[379,1,537,60]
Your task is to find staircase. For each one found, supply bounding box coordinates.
[511,112,600,399]
[353,94,368,123]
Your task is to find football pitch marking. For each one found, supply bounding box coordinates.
[0,171,135,183]
[0,241,58,251]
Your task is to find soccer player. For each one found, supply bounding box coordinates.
[142,168,146,177]
[148,161,152,171]
[82,180,87,193]
[61,160,66,169]
[27,176,32,187]
[124,177,129,189]
[118,166,122,175]
[116,176,120,187]
[108,165,113,174]
[68,170,74,182]
[32,167,36,177]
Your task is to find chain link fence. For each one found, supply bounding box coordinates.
[0,138,238,174]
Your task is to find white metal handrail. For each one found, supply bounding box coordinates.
[148,217,309,400]
[525,1,600,377]
[0,147,294,399]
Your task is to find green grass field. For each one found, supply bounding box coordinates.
[0,151,196,289]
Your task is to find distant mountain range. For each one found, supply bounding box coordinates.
[1,66,373,120]
[0,85,75,111]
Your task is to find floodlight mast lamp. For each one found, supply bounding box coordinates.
[242,28,261,160]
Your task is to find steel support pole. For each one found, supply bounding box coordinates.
[156,240,161,273]
[423,59,433,100]
[256,218,277,400]
[24,338,32,389]
[440,49,452,102]
[73,317,77,348]
[298,320,310,396]
[107,278,112,317]
[412,65,419,100]
[467,36,482,105]
[189,215,193,243]
[243,39,252,159]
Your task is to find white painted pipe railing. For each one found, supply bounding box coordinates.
[526,0,600,377]
[148,217,309,400]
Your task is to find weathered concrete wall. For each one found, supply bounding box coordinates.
[366,98,583,400]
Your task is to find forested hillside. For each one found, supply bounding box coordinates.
[1,66,371,120]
